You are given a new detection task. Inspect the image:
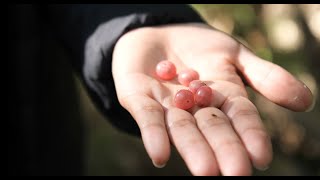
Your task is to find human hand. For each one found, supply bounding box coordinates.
[112,23,313,176]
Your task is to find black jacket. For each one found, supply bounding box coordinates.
[8,4,204,175]
[47,4,204,135]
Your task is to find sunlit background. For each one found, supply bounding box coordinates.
[72,4,320,176]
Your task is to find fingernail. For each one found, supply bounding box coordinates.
[255,165,269,171]
[305,97,316,112]
[303,84,315,112]
[152,160,166,168]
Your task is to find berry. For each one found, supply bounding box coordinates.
[155,60,176,80]
[178,69,199,86]
[174,89,195,110]
[189,80,207,94]
[195,86,212,107]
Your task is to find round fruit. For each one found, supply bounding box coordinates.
[195,86,212,107]
[178,69,199,86]
[155,60,176,80]
[189,80,207,94]
[174,89,195,110]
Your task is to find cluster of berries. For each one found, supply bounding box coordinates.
[155,60,213,110]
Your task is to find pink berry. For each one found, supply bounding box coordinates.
[178,69,199,86]
[189,80,207,94]
[174,89,195,110]
[155,60,176,80]
[195,86,212,107]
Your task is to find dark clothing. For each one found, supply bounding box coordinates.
[8,4,203,175]
[46,4,204,136]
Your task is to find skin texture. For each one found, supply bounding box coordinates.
[112,23,313,176]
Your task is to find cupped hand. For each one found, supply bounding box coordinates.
[112,23,313,176]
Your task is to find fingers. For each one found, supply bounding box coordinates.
[221,96,273,170]
[194,107,252,176]
[236,45,313,111]
[166,108,219,176]
[120,93,170,168]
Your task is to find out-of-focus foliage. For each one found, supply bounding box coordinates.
[82,4,320,176]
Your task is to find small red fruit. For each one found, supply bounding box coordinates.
[195,86,212,107]
[178,69,199,86]
[155,60,177,80]
[174,89,195,110]
[189,80,207,94]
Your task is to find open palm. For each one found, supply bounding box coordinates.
[112,23,313,176]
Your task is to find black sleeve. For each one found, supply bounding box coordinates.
[47,4,205,136]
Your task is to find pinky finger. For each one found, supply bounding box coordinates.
[120,93,170,168]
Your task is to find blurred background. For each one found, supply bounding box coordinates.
[83,4,320,176]
[8,4,319,176]
[81,4,320,176]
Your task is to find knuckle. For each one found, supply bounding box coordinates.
[140,121,165,131]
[138,103,163,114]
[231,108,258,119]
[167,118,194,130]
[119,94,163,115]
[197,117,228,132]
[242,127,270,142]
[215,138,243,151]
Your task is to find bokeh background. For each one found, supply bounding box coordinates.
[8,4,319,176]
[82,4,320,176]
